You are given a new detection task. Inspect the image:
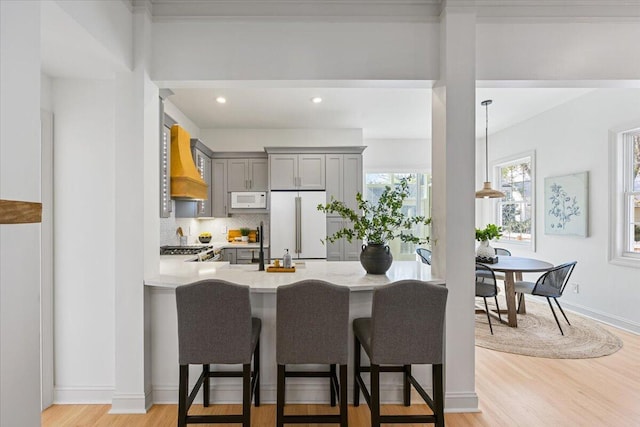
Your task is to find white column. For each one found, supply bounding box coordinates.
[431,9,479,412]
[0,1,42,425]
[111,4,157,413]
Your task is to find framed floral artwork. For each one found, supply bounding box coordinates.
[544,172,588,237]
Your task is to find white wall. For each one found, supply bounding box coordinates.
[53,0,133,71]
[52,78,116,402]
[0,2,42,425]
[199,128,362,151]
[363,138,430,172]
[152,21,440,82]
[488,89,640,331]
[477,22,640,81]
[164,99,200,138]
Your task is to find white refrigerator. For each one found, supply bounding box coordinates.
[270,191,327,260]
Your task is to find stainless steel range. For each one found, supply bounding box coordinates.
[160,245,220,261]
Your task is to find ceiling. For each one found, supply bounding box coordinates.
[166,86,594,139]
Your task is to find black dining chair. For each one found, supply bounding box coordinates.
[416,247,432,265]
[475,263,502,335]
[514,261,577,335]
[494,247,511,256]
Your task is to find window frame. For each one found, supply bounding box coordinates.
[491,151,536,251]
[363,171,432,260]
[609,124,640,267]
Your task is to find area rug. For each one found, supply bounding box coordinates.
[475,298,623,359]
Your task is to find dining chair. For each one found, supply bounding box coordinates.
[494,247,511,256]
[475,263,502,335]
[276,280,349,427]
[514,261,577,335]
[416,247,432,265]
[175,280,261,427]
[353,280,447,427]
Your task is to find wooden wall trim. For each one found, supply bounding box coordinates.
[0,199,43,224]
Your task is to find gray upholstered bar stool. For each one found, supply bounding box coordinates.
[353,280,448,427]
[175,280,261,427]
[276,279,350,427]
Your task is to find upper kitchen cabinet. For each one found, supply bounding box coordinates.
[325,151,364,214]
[211,158,228,217]
[267,149,326,190]
[227,157,268,192]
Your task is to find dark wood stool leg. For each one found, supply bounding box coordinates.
[353,335,361,407]
[277,364,285,427]
[178,365,188,427]
[403,364,411,406]
[340,364,348,427]
[330,364,337,406]
[253,339,260,406]
[371,364,380,427]
[203,364,210,407]
[433,364,445,427]
[242,363,251,427]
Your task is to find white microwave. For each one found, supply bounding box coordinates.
[230,191,267,209]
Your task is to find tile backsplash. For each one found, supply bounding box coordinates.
[160,202,269,246]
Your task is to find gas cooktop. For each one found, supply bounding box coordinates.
[160,245,213,255]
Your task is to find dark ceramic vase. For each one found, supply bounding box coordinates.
[360,243,393,274]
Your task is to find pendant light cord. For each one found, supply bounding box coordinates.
[485,102,489,182]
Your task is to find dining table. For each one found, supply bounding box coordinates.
[478,256,554,327]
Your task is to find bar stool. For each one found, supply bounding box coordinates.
[353,280,448,427]
[276,280,350,427]
[175,279,261,427]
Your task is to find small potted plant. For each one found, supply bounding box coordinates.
[239,227,251,242]
[317,177,431,274]
[475,223,502,259]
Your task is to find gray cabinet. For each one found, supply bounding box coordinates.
[325,151,364,260]
[325,154,362,214]
[326,218,361,261]
[228,158,268,191]
[223,247,269,264]
[212,158,228,217]
[269,154,325,190]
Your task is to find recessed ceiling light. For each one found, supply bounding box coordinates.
[311,97,323,104]
[216,97,227,104]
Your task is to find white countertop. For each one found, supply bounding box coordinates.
[145,259,441,293]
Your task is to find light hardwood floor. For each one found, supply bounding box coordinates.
[42,325,640,426]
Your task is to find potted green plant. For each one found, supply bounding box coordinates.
[475,223,502,258]
[317,177,431,274]
[239,227,251,242]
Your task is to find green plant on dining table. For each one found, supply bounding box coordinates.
[317,177,431,245]
[475,223,502,242]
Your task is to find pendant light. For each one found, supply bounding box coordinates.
[475,99,505,199]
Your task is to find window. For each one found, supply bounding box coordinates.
[625,132,640,254]
[610,126,640,266]
[494,153,534,246]
[365,173,431,260]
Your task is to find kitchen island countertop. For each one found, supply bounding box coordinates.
[145,259,441,292]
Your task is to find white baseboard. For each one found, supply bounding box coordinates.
[559,301,640,335]
[54,386,113,404]
[153,383,405,405]
[109,391,152,414]
[152,383,478,412]
[444,391,479,413]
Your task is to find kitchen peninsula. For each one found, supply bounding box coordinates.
[145,260,443,404]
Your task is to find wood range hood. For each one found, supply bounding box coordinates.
[170,124,208,200]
